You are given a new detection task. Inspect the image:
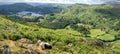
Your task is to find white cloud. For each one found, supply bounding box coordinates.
[0,0,119,4]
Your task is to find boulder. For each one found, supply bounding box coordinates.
[18,38,32,44]
[44,43,52,50]
[19,43,27,49]
[67,43,74,47]
[25,49,40,54]
[1,44,11,54]
[37,40,52,50]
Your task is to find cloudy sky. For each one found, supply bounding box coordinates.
[0,0,119,4]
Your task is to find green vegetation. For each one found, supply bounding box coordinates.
[0,3,63,15]
[0,4,120,54]
[0,3,32,14]
[10,15,40,22]
[38,4,120,40]
[98,34,115,41]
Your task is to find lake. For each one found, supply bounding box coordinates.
[17,11,43,17]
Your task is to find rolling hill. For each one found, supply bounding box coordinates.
[0,3,64,15]
[0,14,118,54]
[38,4,120,40]
[0,3,33,14]
[0,3,120,54]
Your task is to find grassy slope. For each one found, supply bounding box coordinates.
[0,4,120,54]
[0,15,119,54]
[38,4,120,41]
[36,4,120,54]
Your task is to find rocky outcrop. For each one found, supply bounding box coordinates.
[1,44,11,54]
[18,38,32,44]
[0,39,52,54]
[25,49,40,54]
[37,40,52,50]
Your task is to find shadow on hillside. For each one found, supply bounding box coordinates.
[95,7,120,19]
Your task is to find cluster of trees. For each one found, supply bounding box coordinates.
[38,4,120,36]
[27,5,63,14]
[38,14,80,29]
[10,15,40,22]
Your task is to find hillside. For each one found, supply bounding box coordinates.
[38,4,120,41]
[0,3,33,14]
[0,3,64,22]
[0,4,120,54]
[0,3,64,15]
[0,14,119,54]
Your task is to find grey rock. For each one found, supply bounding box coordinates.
[1,44,11,54]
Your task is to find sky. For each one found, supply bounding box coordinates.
[0,0,119,4]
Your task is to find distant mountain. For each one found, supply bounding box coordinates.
[0,2,14,5]
[104,1,120,5]
[0,3,65,15]
[27,3,71,6]
[0,3,33,14]
[27,4,64,14]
